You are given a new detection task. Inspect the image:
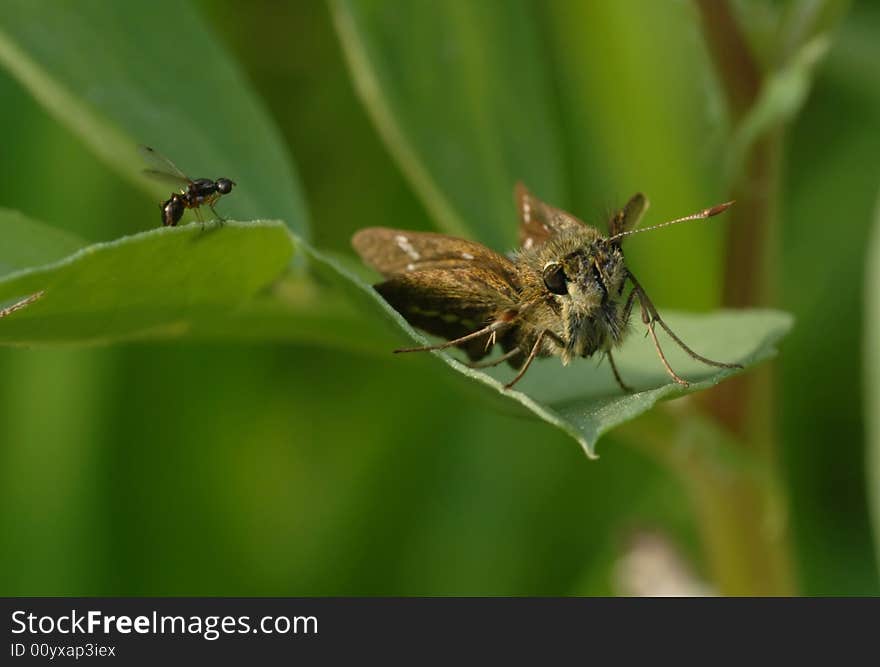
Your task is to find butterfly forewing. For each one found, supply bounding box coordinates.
[352,227,518,280]
[352,227,524,362]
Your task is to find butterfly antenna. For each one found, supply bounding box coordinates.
[608,201,734,242]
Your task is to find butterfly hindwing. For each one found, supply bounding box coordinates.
[516,182,587,250]
[609,193,649,238]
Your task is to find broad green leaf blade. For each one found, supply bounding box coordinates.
[462,310,790,458]
[183,267,396,353]
[0,0,308,236]
[0,208,85,276]
[304,254,792,457]
[493,310,791,457]
[0,205,791,455]
[866,191,880,573]
[331,0,566,248]
[0,212,397,351]
[0,221,295,344]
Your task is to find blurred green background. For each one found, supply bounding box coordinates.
[0,0,878,595]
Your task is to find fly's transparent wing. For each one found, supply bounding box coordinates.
[139,145,192,186]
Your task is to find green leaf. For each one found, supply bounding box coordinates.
[0,208,85,276]
[0,209,395,351]
[866,190,880,574]
[727,35,831,181]
[454,310,791,458]
[335,0,730,309]
[302,253,792,457]
[329,0,793,455]
[0,220,297,344]
[724,0,851,183]
[0,214,791,459]
[331,0,567,248]
[184,246,397,353]
[0,0,794,460]
[0,0,308,236]
[776,0,851,62]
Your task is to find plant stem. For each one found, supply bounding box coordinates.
[701,129,782,442]
[659,0,797,593]
[693,0,761,118]
[618,409,795,595]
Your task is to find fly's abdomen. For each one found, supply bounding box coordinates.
[162,196,185,227]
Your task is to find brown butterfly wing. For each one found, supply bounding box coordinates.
[608,193,649,238]
[516,182,587,250]
[353,228,526,360]
[375,265,521,361]
[352,229,520,361]
[352,227,516,278]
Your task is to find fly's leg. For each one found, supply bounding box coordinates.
[209,203,227,226]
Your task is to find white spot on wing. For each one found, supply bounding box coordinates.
[395,235,420,261]
[524,238,534,249]
[405,263,415,272]
[461,252,474,260]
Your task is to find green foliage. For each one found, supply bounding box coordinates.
[0,204,789,457]
[0,0,876,596]
[331,0,566,248]
[376,305,791,458]
[0,220,293,344]
[867,194,880,575]
[483,311,791,457]
[777,6,880,591]
[0,208,84,274]
[0,0,788,458]
[0,0,308,236]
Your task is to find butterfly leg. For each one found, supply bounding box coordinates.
[651,309,741,369]
[621,286,638,324]
[0,291,44,319]
[607,350,634,393]
[468,348,521,369]
[628,272,742,371]
[504,329,547,390]
[642,303,690,387]
[394,320,509,354]
[628,275,690,386]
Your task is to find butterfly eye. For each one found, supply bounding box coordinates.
[542,262,568,295]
